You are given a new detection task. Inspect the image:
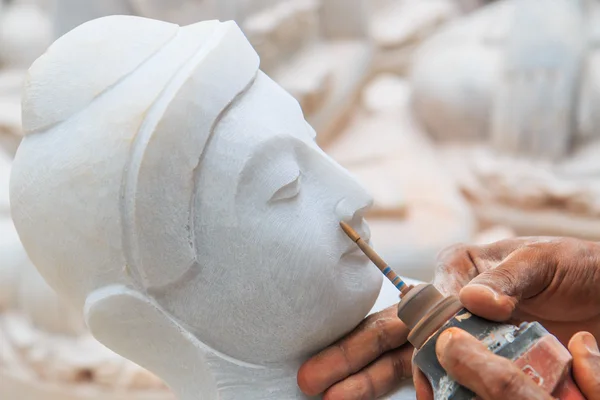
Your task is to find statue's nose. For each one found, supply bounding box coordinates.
[304,141,374,219]
[335,195,373,224]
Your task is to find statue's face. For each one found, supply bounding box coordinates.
[154,72,382,363]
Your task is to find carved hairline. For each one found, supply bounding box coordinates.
[121,21,260,291]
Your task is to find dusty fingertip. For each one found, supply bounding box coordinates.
[414,367,434,400]
[436,328,474,371]
[459,284,515,321]
[462,283,500,300]
[436,328,465,359]
[581,333,600,355]
[296,364,320,396]
[436,329,453,353]
[570,332,600,356]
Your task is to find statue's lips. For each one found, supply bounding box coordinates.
[341,238,371,259]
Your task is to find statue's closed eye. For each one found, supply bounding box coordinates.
[270,171,302,202]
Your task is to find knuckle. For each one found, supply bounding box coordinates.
[325,373,376,400]
[391,351,411,381]
[357,313,376,331]
[436,243,470,264]
[434,244,480,292]
[360,306,395,329]
[358,312,377,329]
[361,371,377,400]
[373,318,394,354]
[487,267,519,291]
[337,340,355,374]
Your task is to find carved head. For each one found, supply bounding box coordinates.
[11,16,382,364]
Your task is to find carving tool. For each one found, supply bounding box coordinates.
[340,221,411,297]
[340,222,585,400]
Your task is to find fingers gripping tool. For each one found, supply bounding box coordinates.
[340,222,585,399]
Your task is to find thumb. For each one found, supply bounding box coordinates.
[568,332,600,400]
[458,248,553,321]
[436,328,552,400]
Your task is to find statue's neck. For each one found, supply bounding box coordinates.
[84,286,316,400]
[158,317,312,400]
[206,354,311,400]
[169,348,312,400]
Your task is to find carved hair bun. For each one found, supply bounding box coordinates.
[22,16,178,134]
[12,16,259,307]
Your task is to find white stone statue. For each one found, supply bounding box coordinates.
[0,143,173,400]
[10,16,400,399]
[408,0,600,240]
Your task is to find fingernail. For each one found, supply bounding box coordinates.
[465,283,500,300]
[437,330,453,353]
[582,333,600,355]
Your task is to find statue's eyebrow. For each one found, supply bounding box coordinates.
[237,136,301,194]
[239,136,287,174]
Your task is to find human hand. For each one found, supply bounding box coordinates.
[432,237,600,345]
[428,327,600,400]
[411,236,600,399]
[297,237,600,399]
[297,304,414,399]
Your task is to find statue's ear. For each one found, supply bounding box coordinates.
[84,285,218,399]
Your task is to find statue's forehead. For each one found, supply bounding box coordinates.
[193,71,318,224]
[240,135,303,174]
[211,71,316,153]
[202,132,311,196]
[235,123,314,153]
[211,105,316,173]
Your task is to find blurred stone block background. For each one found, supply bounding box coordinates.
[4,0,600,398]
